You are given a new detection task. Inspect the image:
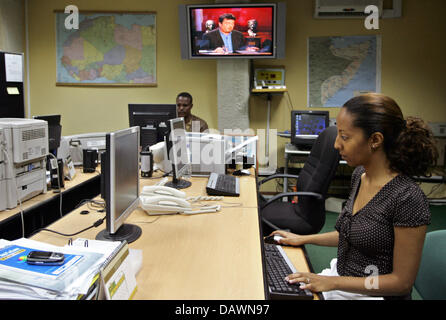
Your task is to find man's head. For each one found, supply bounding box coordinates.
[247,19,258,32]
[205,20,216,32]
[176,92,193,119]
[218,13,236,34]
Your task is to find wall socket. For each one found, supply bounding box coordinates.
[429,122,446,137]
[435,138,446,167]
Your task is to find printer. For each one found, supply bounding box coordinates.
[0,118,48,210]
[58,132,106,166]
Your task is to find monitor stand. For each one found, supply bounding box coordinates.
[165,178,191,189]
[96,224,142,244]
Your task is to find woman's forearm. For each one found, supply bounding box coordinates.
[304,231,339,247]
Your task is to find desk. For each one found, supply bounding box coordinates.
[31,172,318,300]
[0,168,100,239]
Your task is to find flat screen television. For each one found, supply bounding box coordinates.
[291,110,329,150]
[178,2,286,59]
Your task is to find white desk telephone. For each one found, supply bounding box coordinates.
[139,185,221,215]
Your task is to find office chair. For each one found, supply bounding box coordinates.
[258,126,340,236]
[414,230,446,300]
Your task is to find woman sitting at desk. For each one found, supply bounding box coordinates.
[271,93,438,300]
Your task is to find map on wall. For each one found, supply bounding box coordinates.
[308,35,381,107]
[55,12,156,86]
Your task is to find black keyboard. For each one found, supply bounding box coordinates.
[206,173,240,197]
[264,243,313,300]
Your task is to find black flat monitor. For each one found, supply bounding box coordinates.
[128,104,177,149]
[33,114,62,155]
[165,117,191,189]
[96,126,142,243]
[290,110,329,150]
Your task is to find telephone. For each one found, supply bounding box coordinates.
[141,185,186,198]
[139,185,221,215]
[140,195,191,215]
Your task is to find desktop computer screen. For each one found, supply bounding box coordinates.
[96,126,141,243]
[128,104,177,149]
[291,110,329,150]
[165,117,191,189]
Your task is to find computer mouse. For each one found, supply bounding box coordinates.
[264,234,284,244]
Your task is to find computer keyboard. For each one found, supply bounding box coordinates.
[264,243,314,300]
[206,172,240,197]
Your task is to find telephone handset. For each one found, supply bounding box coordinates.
[139,185,221,216]
[141,185,186,198]
[140,195,191,215]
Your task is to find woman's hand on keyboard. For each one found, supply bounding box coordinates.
[271,230,309,247]
[286,272,336,293]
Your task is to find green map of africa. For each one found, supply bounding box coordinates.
[56,13,156,84]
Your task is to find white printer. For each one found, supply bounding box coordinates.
[0,118,48,210]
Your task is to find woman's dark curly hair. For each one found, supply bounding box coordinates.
[343,93,438,177]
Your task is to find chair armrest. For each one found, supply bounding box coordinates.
[260,191,324,210]
[258,173,300,186]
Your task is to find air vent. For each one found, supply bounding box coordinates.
[22,128,46,141]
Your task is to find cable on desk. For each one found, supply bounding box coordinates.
[29,217,106,238]
[1,146,25,238]
[75,199,106,211]
[47,152,63,218]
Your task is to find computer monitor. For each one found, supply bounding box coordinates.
[96,126,142,243]
[128,104,177,149]
[165,117,191,189]
[290,110,329,150]
[33,114,62,155]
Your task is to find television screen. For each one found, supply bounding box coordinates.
[179,3,286,59]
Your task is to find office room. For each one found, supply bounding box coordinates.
[0,0,445,306]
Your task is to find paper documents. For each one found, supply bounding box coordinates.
[0,238,119,300]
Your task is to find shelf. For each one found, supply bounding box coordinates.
[251,88,287,93]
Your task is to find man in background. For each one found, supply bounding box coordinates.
[176,92,209,132]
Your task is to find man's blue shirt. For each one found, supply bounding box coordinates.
[219,30,233,52]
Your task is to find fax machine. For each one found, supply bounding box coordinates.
[0,118,48,210]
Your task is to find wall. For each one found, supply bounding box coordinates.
[249,0,446,169]
[27,0,446,189]
[0,0,25,53]
[27,0,217,135]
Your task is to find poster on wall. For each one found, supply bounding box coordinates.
[308,35,381,108]
[55,11,156,86]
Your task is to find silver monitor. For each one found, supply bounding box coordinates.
[165,117,191,189]
[96,126,141,243]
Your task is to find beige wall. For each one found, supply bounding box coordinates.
[26,0,446,171]
[27,0,217,135]
[249,0,446,168]
[0,0,25,53]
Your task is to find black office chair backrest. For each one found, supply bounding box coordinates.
[297,126,340,228]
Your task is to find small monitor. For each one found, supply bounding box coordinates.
[128,104,177,149]
[33,114,62,155]
[290,110,329,150]
[165,117,192,189]
[96,126,141,243]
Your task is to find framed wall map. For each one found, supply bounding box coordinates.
[55,11,156,86]
[308,35,381,107]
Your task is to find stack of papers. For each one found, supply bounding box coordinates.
[0,238,121,300]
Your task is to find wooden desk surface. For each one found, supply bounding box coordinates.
[31,172,317,300]
[0,168,100,223]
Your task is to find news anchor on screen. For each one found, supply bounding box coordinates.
[200,13,256,54]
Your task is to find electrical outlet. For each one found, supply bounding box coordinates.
[429,122,446,137]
